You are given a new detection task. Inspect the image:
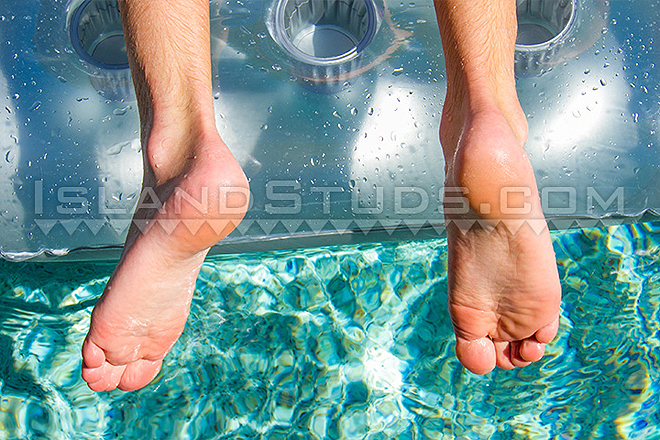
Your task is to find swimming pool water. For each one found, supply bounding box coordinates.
[0,222,659,439]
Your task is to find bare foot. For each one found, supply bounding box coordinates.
[81,128,249,391]
[441,103,562,375]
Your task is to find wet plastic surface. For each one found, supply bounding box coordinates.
[0,0,659,260]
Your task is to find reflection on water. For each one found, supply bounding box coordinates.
[0,222,659,439]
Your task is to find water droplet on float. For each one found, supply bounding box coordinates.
[350,107,358,116]
[260,124,268,130]
[107,141,134,156]
[392,67,404,76]
[367,107,374,115]
[600,78,607,86]
[310,156,319,166]
[113,105,131,116]
[29,101,41,111]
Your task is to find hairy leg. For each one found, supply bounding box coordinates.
[434,0,561,374]
[81,0,249,391]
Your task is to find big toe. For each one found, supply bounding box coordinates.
[455,336,496,375]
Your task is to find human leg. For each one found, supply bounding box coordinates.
[81,0,249,391]
[434,0,562,374]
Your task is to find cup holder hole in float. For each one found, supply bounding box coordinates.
[69,0,129,70]
[68,0,574,67]
[516,0,575,48]
[271,0,379,65]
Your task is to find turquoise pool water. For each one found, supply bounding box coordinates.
[0,222,659,439]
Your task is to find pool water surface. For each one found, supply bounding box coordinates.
[0,222,659,439]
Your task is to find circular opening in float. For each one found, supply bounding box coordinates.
[273,0,378,65]
[516,0,575,48]
[70,0,129,69]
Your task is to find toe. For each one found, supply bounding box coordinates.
[535,318,559,344]
[85,364,115,392]
[118,359,163,391]
[494,341,516,370]
[509,341,532,368]
[81,365,104,384]
[104,364,126,391]
[86,363,126,392]
[88,378,109,392]
[455,336,496,375]
[81,338,106,369]
[520,338,545,362]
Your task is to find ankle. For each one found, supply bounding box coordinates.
[142,112,219,185]
[469,100,528,146]
[440,83,527,162]
[469,91,528,146]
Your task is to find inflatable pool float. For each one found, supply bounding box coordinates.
[0,0,658,260]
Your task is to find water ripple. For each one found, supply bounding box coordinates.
[0,224,659,438]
